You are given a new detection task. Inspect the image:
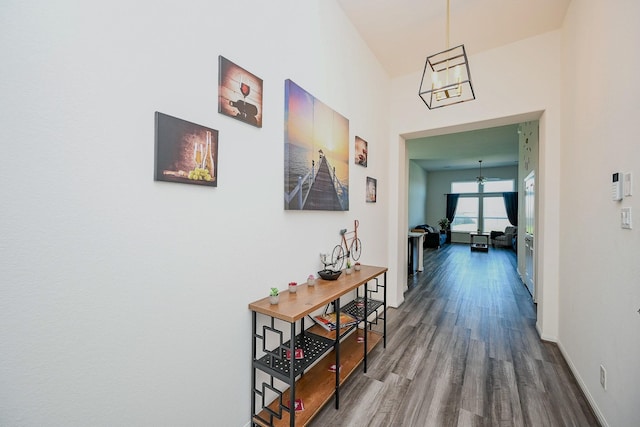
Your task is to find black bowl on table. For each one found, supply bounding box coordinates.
[318,269,342,281]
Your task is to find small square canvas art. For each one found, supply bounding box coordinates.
[354,136,368,167]
[366,176,377,203]
[218,56,263,127]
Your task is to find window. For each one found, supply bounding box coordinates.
[483,180,514,192]
[450,180,515,233]
[483,196,510,231]
[451,181,478,194]
[451,197,479,232]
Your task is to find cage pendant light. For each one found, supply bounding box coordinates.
[418,0,476,109]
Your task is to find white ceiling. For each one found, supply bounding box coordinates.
[337,0,570,171]
[407,124,520,171]
[337,0,571,78]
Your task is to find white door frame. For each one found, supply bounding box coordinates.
[524,170,536,301]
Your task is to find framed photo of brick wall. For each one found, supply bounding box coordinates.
[218,56,263,128]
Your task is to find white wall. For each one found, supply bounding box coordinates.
[0,1,390,425]
[408,160,428,227]
[559,1,640,425]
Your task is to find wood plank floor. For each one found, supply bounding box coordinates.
[309,243,599,427]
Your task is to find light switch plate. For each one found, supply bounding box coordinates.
[623,172,633,197]
[621,207,632,229]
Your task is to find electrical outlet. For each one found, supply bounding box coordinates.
[600,365,607,390]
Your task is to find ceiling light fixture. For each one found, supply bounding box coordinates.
[418,0,475,109]
[476,160,486,185]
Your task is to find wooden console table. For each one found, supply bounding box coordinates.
[248,265,387,426]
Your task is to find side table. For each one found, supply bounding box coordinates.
[408,231,425,272]
[470,233,490,252]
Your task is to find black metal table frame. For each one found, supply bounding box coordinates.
[250,271,387,427]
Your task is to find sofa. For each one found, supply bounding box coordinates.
[411,224,447,249]
[490,226,517,249]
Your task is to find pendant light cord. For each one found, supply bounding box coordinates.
[446,0,450,50]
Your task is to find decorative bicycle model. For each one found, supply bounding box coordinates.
[320,220,362,271]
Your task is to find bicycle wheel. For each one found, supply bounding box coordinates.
[350,238,362,261]
[331,245,345,270]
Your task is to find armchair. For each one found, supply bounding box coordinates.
[491,226,517,248]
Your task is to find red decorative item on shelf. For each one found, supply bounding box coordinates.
[286,348,304,360]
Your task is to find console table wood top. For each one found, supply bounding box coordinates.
[248,265,387,322]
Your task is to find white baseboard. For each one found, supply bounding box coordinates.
[535,322,557,342]
[556,340,609,427]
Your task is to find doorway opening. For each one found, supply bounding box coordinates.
[403,114,540,304]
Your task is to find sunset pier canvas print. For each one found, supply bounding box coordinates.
[284,79,349,211]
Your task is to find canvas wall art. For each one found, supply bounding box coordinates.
[218,56,263,127]
[154,112,218,187]
[284,79,349,211]
[354,136,368,167]
[366,177,377,203]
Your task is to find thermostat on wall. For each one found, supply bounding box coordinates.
[612,173,623,201]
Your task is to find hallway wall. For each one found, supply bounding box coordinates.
[558,1,640,425]
[0,1,390,425]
